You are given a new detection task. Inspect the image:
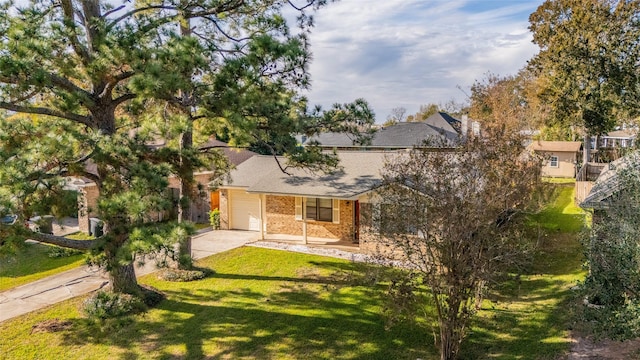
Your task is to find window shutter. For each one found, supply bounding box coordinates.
[332,199,340,224]
[295,197,303,221]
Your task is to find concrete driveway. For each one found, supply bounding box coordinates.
[191,230,260,260]
[0,229,259,323]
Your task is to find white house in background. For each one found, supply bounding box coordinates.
[597,129,636,149]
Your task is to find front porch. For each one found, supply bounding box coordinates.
[261,233,361,252]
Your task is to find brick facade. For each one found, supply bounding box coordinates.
[265,195,355,242]
[78,184,99,234]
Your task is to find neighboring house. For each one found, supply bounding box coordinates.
[588,128,637,150]
[598,129,636,149]
[580,152,640,212]
[528,141,582,178]
[299,112,473,150]
[218,151,389,247]
[76,138,255,234]
[587,128,638,163]
[196,137,256,212]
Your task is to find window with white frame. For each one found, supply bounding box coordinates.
[549,156,559,168]
[306,197,333,221]
[295,197,340,223]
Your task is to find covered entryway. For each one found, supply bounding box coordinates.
[229,190,261,231]
[210,190,220,211]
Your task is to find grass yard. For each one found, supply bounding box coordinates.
[0,183,587,359]
[465,183,587,358]
[0,241,86,292]
[0,247,435,359]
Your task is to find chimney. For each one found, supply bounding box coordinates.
[472,121,480,136]
[460,114,468,137]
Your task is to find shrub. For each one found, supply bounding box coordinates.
[48,246,83,258]
[158,268,211,282]
[209,208,220,230]
[82,291,146,320]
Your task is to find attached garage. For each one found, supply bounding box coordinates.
[229,189,261,231]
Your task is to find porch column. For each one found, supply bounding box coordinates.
[259,194,265,240]
[302,220,308,245]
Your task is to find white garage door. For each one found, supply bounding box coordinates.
[230,190,261,231]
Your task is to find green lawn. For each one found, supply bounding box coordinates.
[0,241,86,292]
[465,183,586,359]
[0,247,435,359]
[0,183,587,359]
[528,182,586,233]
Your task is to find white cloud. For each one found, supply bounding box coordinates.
[302,0,542,121]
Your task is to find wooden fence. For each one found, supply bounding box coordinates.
[574,162,606,206]
[575,181,594,206]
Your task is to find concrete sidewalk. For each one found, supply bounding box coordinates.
[0,230,259,323]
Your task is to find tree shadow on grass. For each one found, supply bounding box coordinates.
[0,242,83,277]
[61,262,436,360]
[462,291,577,360]
[529,184,586,234]
[461,226,584,359]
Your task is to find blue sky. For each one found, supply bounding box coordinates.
[302,0,544,121]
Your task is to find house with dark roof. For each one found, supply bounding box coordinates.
[528,141,582,178]
[199,137,256,166]
[300,112,468,150]
[218,151,390,246]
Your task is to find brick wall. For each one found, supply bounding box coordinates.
[78,184,99,234]
[265,195,355,242]
[357,202,410,258]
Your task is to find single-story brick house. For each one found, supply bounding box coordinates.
[528,140,582,178]
[218,151,390,246]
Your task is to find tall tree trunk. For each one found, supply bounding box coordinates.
[104,231,141,296]
[176,10,194,270]
[178,130,193,269]
[92,107,141,294]
[583,134,591,164]
[109,262,140,295]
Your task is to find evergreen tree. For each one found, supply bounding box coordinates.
[0,0,374,295]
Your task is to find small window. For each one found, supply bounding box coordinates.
[305,197,333,222]
[549,156,559,168]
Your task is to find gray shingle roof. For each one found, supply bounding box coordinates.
[372,121,458,146]
[299,132,361,147]
[300,112,463,149]
[581,151,640,209]
[223,151,392,199]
